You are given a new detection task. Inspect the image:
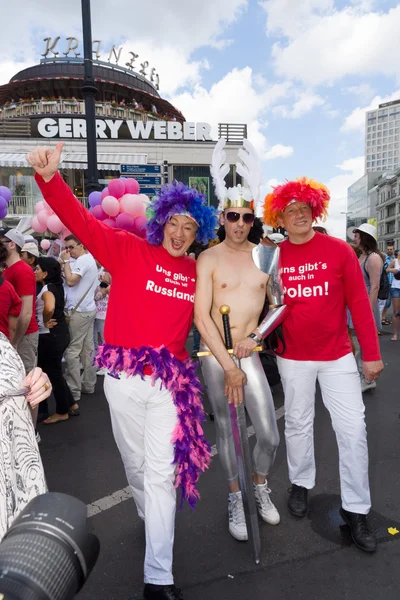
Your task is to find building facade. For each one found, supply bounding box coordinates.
[365,100,400,173]
[0,53,247,225]
[375,169,400,251]
[346,171,381,230]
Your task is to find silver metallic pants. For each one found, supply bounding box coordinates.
[200,347,280,482]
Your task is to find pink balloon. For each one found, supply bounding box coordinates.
[102,195,120,217]
[124,178,140,195]
[43,200,53,213]
[120,194,144,217]
[116,212,135,231]
[37,209,51,226]
[108,179,126,199]
[30,216,48,233]
[100,187,109,200]
[40,239,51,250]
[60,228,71,240]
[92,205,107,221]
[133,215,148,236]
[103,218,117,228]
[47,214,64,234]
[35,201,45,214]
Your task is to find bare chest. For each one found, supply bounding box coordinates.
[213,255,268,293]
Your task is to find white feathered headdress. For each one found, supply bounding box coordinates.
[210,138,262,212]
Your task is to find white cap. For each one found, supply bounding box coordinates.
[21,242,40,257]
[347,223,377,241]
[0,228,25,249]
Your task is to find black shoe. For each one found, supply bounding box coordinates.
[143,584,184,600]
[191,350,199,359]
[288,484,308,517]
[340,508,377,553]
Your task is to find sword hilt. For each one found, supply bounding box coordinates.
[220,305,233,350]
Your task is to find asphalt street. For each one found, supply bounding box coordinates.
[38,326,400,600]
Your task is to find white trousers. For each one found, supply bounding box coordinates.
[277,353,371,514]
[104,374,178,585]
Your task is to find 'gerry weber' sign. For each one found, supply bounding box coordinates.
[32,118,213,141]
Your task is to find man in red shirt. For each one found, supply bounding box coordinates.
[0,240,22,341]
[0,228,39,372]
[255,178,383,553]
[27,143,217,600]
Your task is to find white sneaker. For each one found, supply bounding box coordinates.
[254,482,280,525]
[361,377,376,393]
[228,492,248,541]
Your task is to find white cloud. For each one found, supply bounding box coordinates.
[344,83,376,99]
[324,156,364,238]
[261,0,334,39]
[274,90,325,119]
[262,2,400,86]
[170,67,293,156]
[341,89,400,134]
[265,144,294,160]
[0,0,248,93]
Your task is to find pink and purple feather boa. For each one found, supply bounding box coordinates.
[95,344,211,509]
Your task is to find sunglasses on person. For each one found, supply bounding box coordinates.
[225,212,255,225]
[65,244,80,250]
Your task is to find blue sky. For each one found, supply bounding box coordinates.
[2,0,400,236]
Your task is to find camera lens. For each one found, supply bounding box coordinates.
[0,493,100,600]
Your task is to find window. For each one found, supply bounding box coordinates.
[371,161,376,167]
[386,222,395,234]
[377,160,382,166]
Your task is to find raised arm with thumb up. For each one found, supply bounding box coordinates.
[26,142,65,182]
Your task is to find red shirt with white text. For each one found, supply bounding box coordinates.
[35,173,195,361]
[278,232,380,362]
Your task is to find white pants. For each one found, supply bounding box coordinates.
[104,374,178,585]
[277,353,371,514]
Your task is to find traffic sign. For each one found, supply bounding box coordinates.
[120,164,161,175]
[134,176,162,186]
[138,188,160,197]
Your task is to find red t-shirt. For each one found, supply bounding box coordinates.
[3,260,38,334]
[0,278,22,339]
[35,173,196,361]
[278,232,381,362]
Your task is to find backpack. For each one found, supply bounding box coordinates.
[364,254,390,300]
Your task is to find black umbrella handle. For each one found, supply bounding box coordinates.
[220,305,233,350]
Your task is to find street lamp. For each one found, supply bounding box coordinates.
[81,0,100,195]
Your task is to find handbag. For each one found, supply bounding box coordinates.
[64,285,93,325]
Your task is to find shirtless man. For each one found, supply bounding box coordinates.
[195,204,280,541]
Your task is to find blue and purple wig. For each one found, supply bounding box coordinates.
[146,181,217,246]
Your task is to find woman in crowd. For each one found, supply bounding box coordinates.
[35,257,78,423]
[94,270,111,376]
[0,334,52,539]
[386,254,400,341]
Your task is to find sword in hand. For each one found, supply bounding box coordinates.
[220,305,247,406]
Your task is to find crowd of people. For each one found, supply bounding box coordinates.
[0,228,111,432]
[0,139,393,600]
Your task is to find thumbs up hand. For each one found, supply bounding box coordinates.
[26,142,65,182]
